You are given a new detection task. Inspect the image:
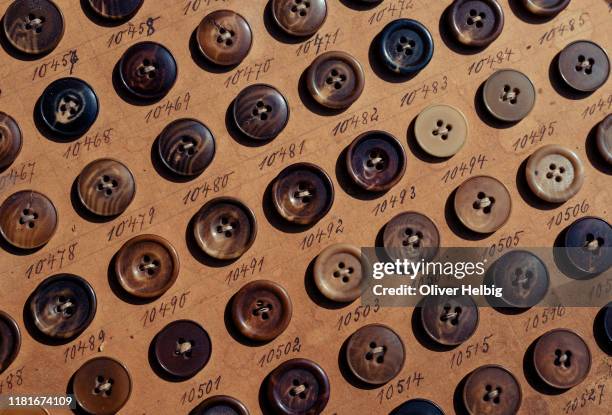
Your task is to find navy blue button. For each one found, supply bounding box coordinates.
[391,399,445,415]
[604,303,612,346]
[377,19,433,75]
[564,217,611,275]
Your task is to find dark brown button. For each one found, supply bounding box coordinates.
[0,112,23,171]
[196,10,252,67]
[157,118,216,177]
[521,0,570,16]
[114,234,180,299]
[0,190,58,250]
[77,158,136,217]
[266,358,330,415]
[0,407,49,415]
[192,197,257,260]
[313,243,368,303]
[454,176,512,234]
[28,274,96,341]
[73,357,131,415]
[420,295,479,346]
[191,395,249,415]
[118,41,177,102]
[533,329,591,389]
[2,0,64,56]
[306,51,365,110]
[0,311,21,374]
[232,84,289,141]
[382,212,440,262]
[153,320,212,380]
[482,69,536,122]
[564,217,611,275]
[558,40,610,92]
[271,162,334,226]
[87,0,144,20]
[231,280,292,342]
[597,114,612,165]
[463,365,521,415]
[272,0,327,37]
[448,0,504,48]
[345,324,405,385]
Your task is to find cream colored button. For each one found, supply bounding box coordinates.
[526,145,584,203]
[314,243,368,303]
[414,104,467,158]
[454,176,512,233]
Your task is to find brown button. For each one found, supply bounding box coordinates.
[414,104,468,158]
[382,212,440,262]
[454,176,512,234]
[0,190,58,250]
[0,112,23,171]
[196,10,252,66]
[558,40,610,92]
[345,324,405,385]
[73,357,131,415]
[232,84,289,141]
[306,51,365,110]
[28,274,97,341]
[114,234,179,299]
[533,329,591,389]
[482,69,536,123]
[313,243,368,303]
[448,0,504,48]
[420,295,479,346]
[77,158,136,217]
[564,217,611,275]
[87,0,144,20]
[0,408,49,415]
[153,320,212,380]
[272,0,327,37]
[192,197,257,260]
[271,162,334,226]
[346,131,406,192]
[525,144,584,203]
[463,365,522,415]
[521,0,570,16]
[266,358,330,415]
[597,114,612,164]
[2,0,64,56]
[231,280,292,342]
[0,311,21,374]
[191,395,250,415]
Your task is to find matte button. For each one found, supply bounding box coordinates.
[0,190,58,250]
[157,118,215,177]
[482,69,535,122]
[596,114,612,164]
[306,51,365,110]
[266,358,330,415]
[118,41,177,101]
[271,162,334,225]
[378,19,434,75]
[420,295,478,346]
[521,0,570,16]
[558,40,610,92]
[192,197,257,260]
[414,104,467,158]
[345,324,405,385]
[87,0,144,20]
[73,357,131,415]
[564,217,611,275]
[526,144,584,203]
[37,77,99,139]
[0,311,20,374]
[448,0,504,48]
[346,131,406,192]
[28,274,96,341]
[231,280,292,342]
[604,303,612,347]
[114,234,180,299]
[314,243,368,303]
[191,395,249,415]
[382,212,440,262]
[533,329,591,389]
[272,0,327,37]
[232,84,289,141]
[463,365,521,415]
[0,112,23,171]
[153,320,212,380]
[391,399,445,415]
[196,10,252,66]
[2,0,64,56]
[454,176,512,233]
[77,158,136,217]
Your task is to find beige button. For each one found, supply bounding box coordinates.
[526,145,584,203]
[313,243,368,303]
[482,69,536,123]
[454,176,512,233]
[414,104,467,158]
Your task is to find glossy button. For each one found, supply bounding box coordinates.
[526,144,584,203]
[232,84,289,141]
[118,41,177,101]
[87,0,144,20]
[28,274,96,341]
[153,320,211,380]
[392,399,445,415]
[191,395,249,415]
[192,197,257,260]
[377,19,434,75]
[0,112,23,171]
[533,329,591,389]
[482,69,536,122]
[306,51,365,110]
[564,217,611,275]
[0,408,49,415]
[597,114,612,164]
[0,311,20,374]
[414,104,468,158]
[0,190,58,250]
[454,176,512,233]
[604,303,612,347]
[114,234,179,299]
[382,212,440,262]
[3,0,64,56]
[272,0,327,37]
[463,365,521,415]
[420,295,478,346]
[448,0,504,48]
[197,10,252,66]
[314,243,368,303]
[521,0,570,16]
[271,162,334,225]
[558,40,610,92]
[346,131,406,192]
[345,324,405,385]
[77,158,136,217]
[73,357,131,415]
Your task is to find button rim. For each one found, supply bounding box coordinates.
[232,83,290,141]
[0,311,21,374]
[521,0,571,16]
[462,364,522,415]
[448,0,505,48]
[271,0,328,37]
[414,104,468,158]
[196,9,253,67]
[313,243,368,303]
[378,18,434,75]
[596,114,612,164]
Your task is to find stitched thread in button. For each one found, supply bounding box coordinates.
[18,208,38,229]
[293,182,314,204]
[175,338,194,358]
[97,175,119,197]
[291,0,311,17]
[216,25,235,47]
[253,300,273,320]
[23,13,45,33]
[365,149,386,171]
[500,85,520,105]
[440,304,461,326]
[177,136,198,157]
[57,93,83,124]
[216,216,238,238]
[93,376,114,397]
[511,267,533,290]
[473,192,495,214]
[396,36,416,56]
[554,349,572,368]
[432,120,453,141]
[467,9,486,29]
[289,379,309,399]
[483,384,502,404]
[137,59,158,79]
[402,228,423,248]
[138,254,160,276]
[365,342,386,364]
[55,296,75,317]
[584,233,604,252]
[333,261,354,283]
[575,55,595,75]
